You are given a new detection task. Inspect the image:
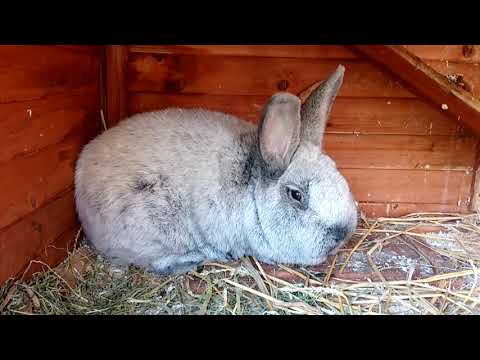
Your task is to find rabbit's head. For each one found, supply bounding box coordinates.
[252,65,358,265]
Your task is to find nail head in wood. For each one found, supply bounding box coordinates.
[462,45,475,58]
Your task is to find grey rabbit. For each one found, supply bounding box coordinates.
[74,65,358,275]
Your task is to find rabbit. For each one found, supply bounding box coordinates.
[74,65,358,275]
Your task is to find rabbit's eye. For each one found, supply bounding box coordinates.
[288,188,303,204]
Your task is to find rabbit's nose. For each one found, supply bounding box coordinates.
[327,224,350,243]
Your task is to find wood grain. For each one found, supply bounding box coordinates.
[359,202,470,218]
[131,45,480,63]
[425,59,480,99]
[0,46,100,104]
[126,53,414,98]
[129,45,358,59]
[0,110,100,230]
[128,93,467,136]
[351,45,480,136]
[106,46,129,127]
[327,98,468,136]
[343,168,473,205]
[471,160,480,212]
[405,45,480,63]
[57,45,102,55]
[0,45,101,286]
[0,93,100,165]
[0,191,78,285]
[324,134,477,171]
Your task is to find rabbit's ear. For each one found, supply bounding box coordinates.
[258,93,301,177]
[300,65,345,147]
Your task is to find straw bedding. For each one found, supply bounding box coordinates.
[1,212,479,315]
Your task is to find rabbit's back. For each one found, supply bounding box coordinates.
[77,108,254,193]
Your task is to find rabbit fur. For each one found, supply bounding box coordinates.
[74,65,358,274]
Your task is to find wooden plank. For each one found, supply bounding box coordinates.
[423,60,480,99]
[0,93,100,165]
[351,45,480,136]
[0,140,80,229]
[0,113,100,230]
[0,45,100,104]
[126,53,414,98]
[470,148,480,212]
[57,45,102,55]
[359,202,470,218]
[324,134,477,171]
[106,45,129,127]
[131,45,480,63]
[343,168,473,205]
[128,92,264,123]
[0,191,77,285]
[404,45,480,63]
[471,166,480,212]
[328,98,469,137]
[129,45,358,59]
[128,93,466,136]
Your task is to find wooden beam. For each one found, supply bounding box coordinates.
[105,46,129,127]
[471,148,480,213]
[350,45,480,136]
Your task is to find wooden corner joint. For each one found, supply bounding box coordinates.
[349,45,480,137]
[105,46,129,128]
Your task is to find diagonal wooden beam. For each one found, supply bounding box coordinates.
[350,45,480,136]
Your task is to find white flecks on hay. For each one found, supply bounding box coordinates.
[424,231,465,252]
[387,303,417,315]
[342,252,370,272]
[373,252,434,276]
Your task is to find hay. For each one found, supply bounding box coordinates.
[1,213,479,315]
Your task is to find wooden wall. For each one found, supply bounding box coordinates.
[0,44,478,286]
[0,46,102,285]
[118,45,480,218]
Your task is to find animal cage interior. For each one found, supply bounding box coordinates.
[1,45,480,315]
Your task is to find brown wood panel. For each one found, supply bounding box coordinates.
[351,45,480,137]
[126,53,414,98]
[0,45,100,104]
[405,45,480,63]
[0,113,100,230]
[343,168,473,205]
[128,93,466,136]
[359,202,470,218]
[131,45,480,63]
[57,45,102,55]
[324,134,477,171]
[471,158,480,212]
[128,92,263,122]
[0,93,100,165]
[0,45,101,286]
[0,191,78,285]
[425,59,480,99]
[106,46,129,127]
[129,45,358,59]
[330,98,469,136]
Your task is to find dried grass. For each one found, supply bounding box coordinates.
[1,212,479,315]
